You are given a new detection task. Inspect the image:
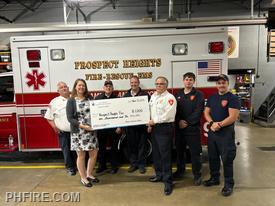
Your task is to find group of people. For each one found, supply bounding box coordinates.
[44,72,240,197]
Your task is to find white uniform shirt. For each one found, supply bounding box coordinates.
[44,96,71,132]
[149,90,177,124]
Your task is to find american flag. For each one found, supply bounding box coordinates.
[197,60,221,75]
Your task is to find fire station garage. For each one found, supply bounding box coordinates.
[0,0,275,205]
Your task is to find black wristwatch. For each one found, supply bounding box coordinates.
[209,121,214,127]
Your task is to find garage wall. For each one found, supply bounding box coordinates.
[229,25,275,113]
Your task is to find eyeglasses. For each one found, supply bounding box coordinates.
[155,83,166,86]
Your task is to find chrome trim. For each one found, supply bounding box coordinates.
[20,148,62,152]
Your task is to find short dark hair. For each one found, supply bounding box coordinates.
[183,72,196,80]
[104,80,113,86]
[216,74,229,82]
[130,75,140,83]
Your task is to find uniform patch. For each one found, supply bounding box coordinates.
[221,100,228,107]
[168,99,174,105]
[190,95,195,101]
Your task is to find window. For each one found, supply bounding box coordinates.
[0,75,14,102]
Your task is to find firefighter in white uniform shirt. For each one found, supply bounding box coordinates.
[44,81,76,176]
[148,76,177,196]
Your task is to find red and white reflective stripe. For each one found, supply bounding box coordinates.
[0,106,16,114]
[0,104,16,107]
[17,106,48,115]
[18,114,43,117]
[0,114,13,117]
[16,104,49,107]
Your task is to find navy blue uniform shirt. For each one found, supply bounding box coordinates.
[175,87,204,127]
[206,92,240,125]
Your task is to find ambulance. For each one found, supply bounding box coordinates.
[0,27,227,152]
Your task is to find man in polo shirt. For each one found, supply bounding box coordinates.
[203,74,240,197]
[45,81,76,176]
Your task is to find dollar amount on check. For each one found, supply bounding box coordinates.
[90,96,150,130]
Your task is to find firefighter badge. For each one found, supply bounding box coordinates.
[221,100,228,107]
[190,95,195,101]
[168,99,174,105]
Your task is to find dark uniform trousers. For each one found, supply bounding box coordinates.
[207,125,237,188]
[175,128,202,178]
[152,123,173,185]
[58,131,76,170]
[126,125,147,168]
[97,129,119,169]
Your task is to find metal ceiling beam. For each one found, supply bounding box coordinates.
[0,15,12,23]
[12,0,44,23]
[15,0,35,12]
[155,0,159,21]
[111,0,117,9]
[86,2,111,22]
[1,0,10,3]
[251,0,254,18]
[0,18,267,33]
[72,1,87,23]
[186,0,192,20]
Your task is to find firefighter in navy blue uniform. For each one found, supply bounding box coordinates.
[203,74,240,197]
[95,80,120,174]
[123,76,150,174]
[174,72,204,185]
[148,76,177,196]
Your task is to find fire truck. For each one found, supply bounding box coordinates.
[0,27,227,152]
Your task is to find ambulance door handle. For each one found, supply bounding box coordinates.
[40,109,47,117]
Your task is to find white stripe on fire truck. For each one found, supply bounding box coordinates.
[0,107,16,114]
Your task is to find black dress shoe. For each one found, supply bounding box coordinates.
[164,184,173,196]
[139,167,146,174]
[109,168,118,174]
[221,187,233,197]
[128,165,138,173]
[194,177,202,186]
[81,179,93,187]
[87,176,100,183]
[96,166,107,174]
[67,169,76,176]
[203,178,220,187]
[149,176,162,182]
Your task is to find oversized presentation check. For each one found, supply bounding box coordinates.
[90,96,150,130]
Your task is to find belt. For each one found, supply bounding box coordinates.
[154,122,174,127]
[58,130,70,134]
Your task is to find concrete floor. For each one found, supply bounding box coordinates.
[1,123,275,206]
